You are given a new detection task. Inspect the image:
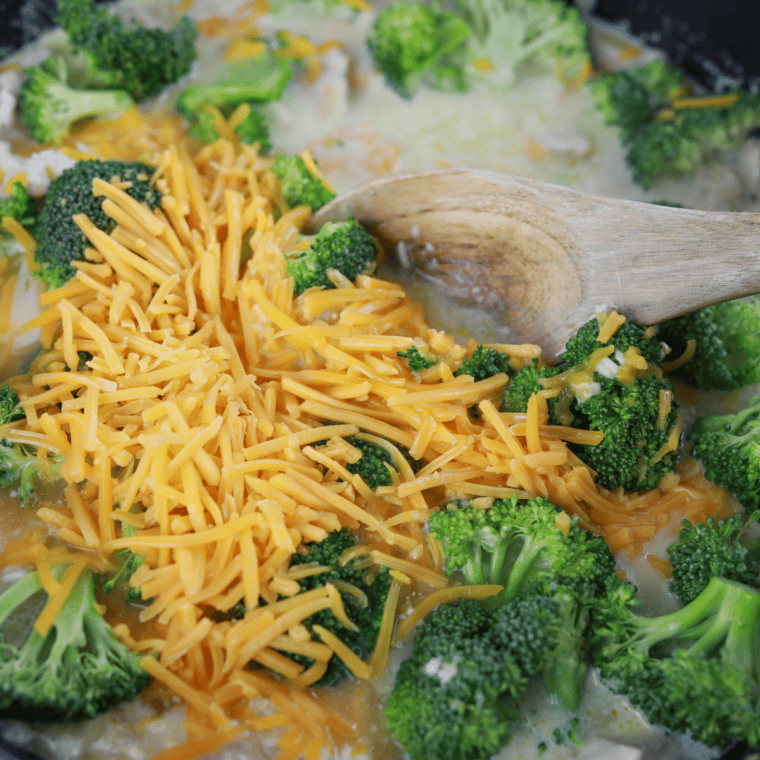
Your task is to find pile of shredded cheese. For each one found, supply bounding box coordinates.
[0,120,740,760]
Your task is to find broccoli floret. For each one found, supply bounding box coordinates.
[385,583,601,759]
[587,59,760,189]
[314,432,416,490]
[230,107,271,150]
[271,155,336,212]
[344,436,397,490]
[667,515,760,604]
[384,598,521,760]
[175,49,291,116]
[0,441,64,503]
[283,529,391,686]
[454,344,514,381]
[367,0,471,99]
[284,219,378,294]
[505,316,679,491]
[453,0,591,89]
[41,49,122,92]
[102,523,144,604]
[428,495,617,607]
[387,497,625,757]
[0,182,38,232]
[33,159,162,290]
[101,551,143,603]
[691,398,760,513]
[658,298,760,390]
[593,576,760,748]
[490,581,593,712]
[56,0,197,102]
[0,386,25,427]
[397,345,437,372]
[561,374,679,491]
[550,315,679,491]
[559,315,664,368]
[19,59,132,145]
[0,385,63,501]
[501,358,559,414]
[0,567,150,720]
[184,104,272,151]
[184,109,221,144]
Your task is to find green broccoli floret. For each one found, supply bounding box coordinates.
[558,376,679,492]
[667,515,760,604]
[501,358,559,413]
[0,386,23,424]
[0,384,63,502]
[231,107,271,150]
[40,49,122,92]
[593,576,760,748]
[0,182,38,232]
[690,398,760,513]
[283,529,391,686]
[344,436,397,490]
[428,495,616,607]
[384,598,521,760]
[385,581,602,759]
[56,0,197,102]
[0,441,64,503]
[658,298,760,390]
[558,315,664,368]
[587,59,760,189]
[453,0,591,89]
[314,432,416,489]
[427,494,621,708]
[271,155,336,212]
[387,497,626,757]
[504,316,678,491]
[490,580,594,712]
[454,344,514,381]
[184,104,272,152]
[19,59,133,145]
[366,0,471,99]
[284,219,378,294]
[397,345,437,372]
[553,316,679,491]
[175,49,291,116]
[102,551,143,603]
[102,523,144,604]
[0,567,150,721]
[33,159,162,290]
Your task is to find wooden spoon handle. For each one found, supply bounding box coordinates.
[312,169,760,358]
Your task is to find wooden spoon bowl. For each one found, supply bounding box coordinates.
[309,169,760,360]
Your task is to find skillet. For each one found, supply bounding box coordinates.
[0,2,759,759]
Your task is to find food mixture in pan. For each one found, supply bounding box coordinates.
[1,2,760,760]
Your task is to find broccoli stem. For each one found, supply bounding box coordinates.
[75,89,130,118]
[0,572,43,627]
[502,534,547,599]
[545,651,587,712]
[686,582,760,671]
[634,577,760,657]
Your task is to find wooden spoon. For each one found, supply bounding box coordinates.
[308,168,760,361]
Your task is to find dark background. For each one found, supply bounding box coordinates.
[594,0,760,92]
[0,0,109,60]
